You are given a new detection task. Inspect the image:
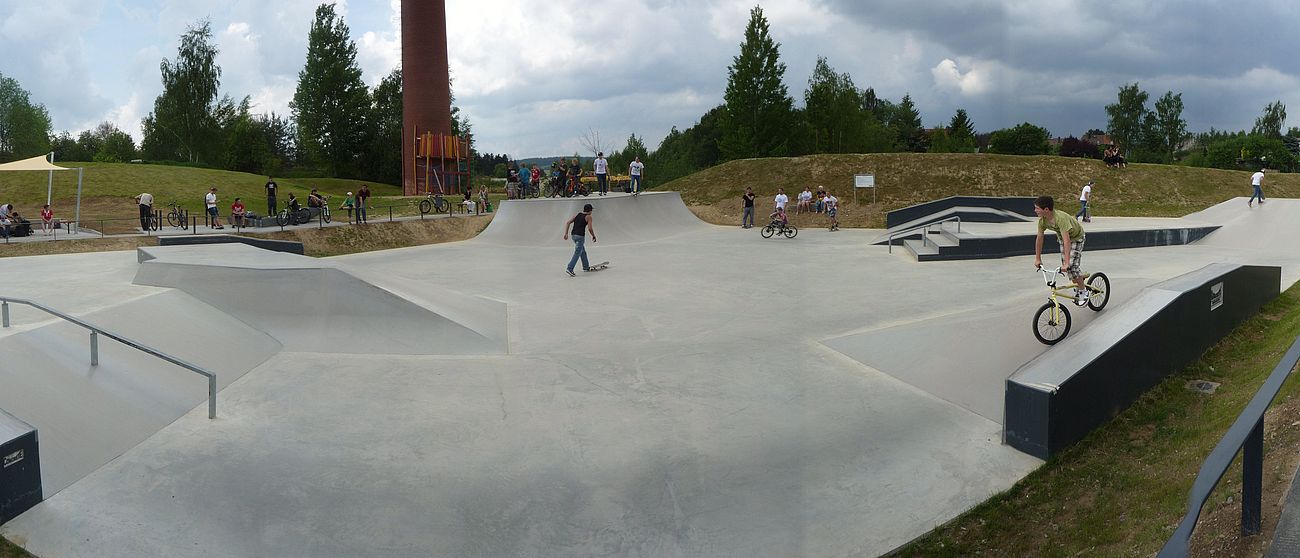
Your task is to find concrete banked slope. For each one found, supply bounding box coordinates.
[475,191,708,246]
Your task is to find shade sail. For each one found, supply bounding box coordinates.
[0,154,71,171]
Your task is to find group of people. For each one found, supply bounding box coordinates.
[1103,146,1126,169]
[511,156,646,199]
[751,187,838,230]
[0,203,49,238]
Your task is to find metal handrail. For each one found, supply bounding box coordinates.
[1,296,217,419]
[887,215,961,253]
[1158,336,1300,557]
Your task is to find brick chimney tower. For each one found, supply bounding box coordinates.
[401,0,452,195]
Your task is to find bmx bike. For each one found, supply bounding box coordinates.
[760,220,798,239]
[275,206,313,226]
[418,190,448,214]
[165,201,189,229]
[1032,265,1111,345]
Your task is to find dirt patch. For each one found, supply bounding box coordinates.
[0,236,157,258]
[248,215,493,257]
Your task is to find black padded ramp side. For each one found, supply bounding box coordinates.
[886,196,1036,228]
[0,408,41,524]
[159,234,304,255]
[1005,264,1280,459]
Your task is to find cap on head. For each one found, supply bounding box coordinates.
[347,191,353,195]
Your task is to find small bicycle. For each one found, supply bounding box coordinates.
[1032,265,1111,345]
[165,201,189,229]
[761,220,798,239]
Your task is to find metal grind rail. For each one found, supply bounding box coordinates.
[1,296,217,419]
[1158,336,1300,557]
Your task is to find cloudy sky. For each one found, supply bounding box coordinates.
[4,0,1300,159]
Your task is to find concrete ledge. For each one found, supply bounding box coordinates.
[886,196,1036,228]
[908,226,1220,261]
[1005,263,1281,459]
[157,234,304,255]
[0,408,41,525]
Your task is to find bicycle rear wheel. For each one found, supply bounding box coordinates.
[321,206,331,223]
[1086,272,1110,311]
[166,211,180,228]
[1033,301,1072,345]
[275,211,289,226]
[761,225,775,238]
[419,198,433,214]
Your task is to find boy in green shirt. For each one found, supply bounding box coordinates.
[1033,195,1090,305]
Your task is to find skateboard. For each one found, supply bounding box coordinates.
[586,261,611,272]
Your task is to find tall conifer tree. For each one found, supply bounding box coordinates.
[292,3,371,177]
[719,6,793,160]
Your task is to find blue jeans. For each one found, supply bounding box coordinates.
[630,175,641,193]
[567,235,589,272]
[1250,185,1265,203]
[742,206,754,227]
[1075,201,1088,219]
[357,202,368,223]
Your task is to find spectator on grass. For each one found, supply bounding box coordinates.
[339,192,355,223]
[356,184,371,224]
[205,187,224,229]
[741,187,756,228]
[797,187,812,214]
[307,188,325,208]
[231,198,247,227]
[774,188,789,212]
[134,192,154,230]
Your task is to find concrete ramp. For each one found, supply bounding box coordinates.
[134,244,507,355]
[475,191,708,246]
[0,290,280,495]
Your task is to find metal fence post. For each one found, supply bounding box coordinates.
[2,301,9,327]
[90,330,99,366]
[1243,417,1264,535]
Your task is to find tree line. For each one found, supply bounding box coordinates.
[0,3,471,186]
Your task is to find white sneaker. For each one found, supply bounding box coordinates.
[1075,292,1090,306]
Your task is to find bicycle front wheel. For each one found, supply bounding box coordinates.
[1033,301,1072,345]
[783,226,798,239]
[321,206,331,223]
[1086,272,1110,311]
[275,211,289,226]
[167,211,180,228]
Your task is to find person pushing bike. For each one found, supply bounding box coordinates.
[1033,195,1090,306]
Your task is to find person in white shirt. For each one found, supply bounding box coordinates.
[134,192,154,230]
[628,157,645,195]
[796,187,812,214]
[774,188,789,211]
[824,192,839,231]
[205,187,224,229]
[1075,180,1093,222]
[1249,168,1266,207]
[593,152,609,196]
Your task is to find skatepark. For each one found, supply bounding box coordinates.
[2,191,1299,557]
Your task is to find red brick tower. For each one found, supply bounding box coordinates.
[401,0,458,196]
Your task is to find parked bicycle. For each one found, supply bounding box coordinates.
[1032,265,1111,345]
[165,201,189,230]
[419,190,448,214]
[275,205,312,226]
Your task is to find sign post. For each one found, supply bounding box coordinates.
[854,174,875,204]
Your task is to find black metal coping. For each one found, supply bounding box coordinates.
[0,408,41,525]
[911,226,1220,261]
[1004,263,1281,459]
[885,196,1037,228]
[158,234,305,255]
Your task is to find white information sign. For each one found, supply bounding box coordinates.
[853,174,876,203]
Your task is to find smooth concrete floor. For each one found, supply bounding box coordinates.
[2,196,1299,557]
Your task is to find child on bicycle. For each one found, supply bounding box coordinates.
[1033,195,1089,305]
[770,205,788,227]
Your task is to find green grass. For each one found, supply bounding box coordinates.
[894,285,1300,557]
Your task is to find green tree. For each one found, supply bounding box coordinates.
[1105,83,1149,157]
[609,133,648,172]
[949,109,975,141]
[1152,91,1188,162]
[224,113,269,172]
[89,122,137,162]
[989,122,1051,155]
[141,20,221,163]
[257,112,296,172]
[889,94,924,152]
[292,3,372,177]
[803,56,865,154]
[719,6,794,160]
[0,71,53,162]
[1252,100,1287,137]
[364,67,403,185]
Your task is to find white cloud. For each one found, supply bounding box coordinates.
[931,58,992,95]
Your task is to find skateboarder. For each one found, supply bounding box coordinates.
[563,203,596,276]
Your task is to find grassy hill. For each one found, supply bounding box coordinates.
[0,161,402,232]
[662,153,1293,228]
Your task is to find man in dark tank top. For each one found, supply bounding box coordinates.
[563,204,596,276]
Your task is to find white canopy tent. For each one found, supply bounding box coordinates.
[0,154,84,232]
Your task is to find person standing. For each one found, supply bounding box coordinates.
[265,176,278,216]
[1075,180,1093,222]
[628,156,645,195]
[205,187,224,229]
[530,165,541,196]
[339,192,356,223]
[594,152,609,196]
[774,188,789,213]
[563,203,596,276]
[134,192,154,231]
[825,191,839,231]
[1249,168,1267,207]
[742,187,756,228]
[40,204,53,235]
[356,184,371,223]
